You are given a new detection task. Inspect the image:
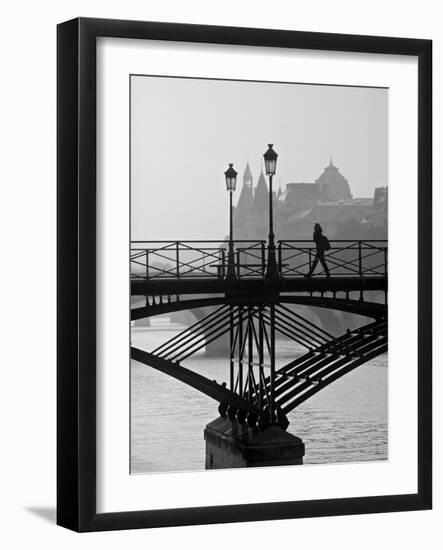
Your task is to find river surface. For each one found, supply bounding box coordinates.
[131,319,388,474]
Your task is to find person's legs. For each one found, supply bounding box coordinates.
[319,253,330,277]
[306,256,319,277]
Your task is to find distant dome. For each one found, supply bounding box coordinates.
[315,158,352,201]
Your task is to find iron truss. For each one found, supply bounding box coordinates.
[131,301,387,431]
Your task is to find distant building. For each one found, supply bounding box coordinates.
[280,183,323,210]
[281,201,374,239]
[367,187,388,227]
[315,158,352,201]
[251,170,269,216]
[233,159,386,240]
[234,162,253,225]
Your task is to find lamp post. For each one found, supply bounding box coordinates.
[224,163,238,280]
[263,144,279,281]
[263,144,278,424]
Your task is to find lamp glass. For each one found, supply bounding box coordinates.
[263,144,278,176]
[226,177,236,191]
[224,163,237,192]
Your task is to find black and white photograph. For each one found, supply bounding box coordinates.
[129,75,388,473]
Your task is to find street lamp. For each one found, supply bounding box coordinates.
[224,163,238,280]
[263,144,279,280]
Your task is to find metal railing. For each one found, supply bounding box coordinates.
[130,240,266,280]
[130,240,387,280]
[278,240,387,278]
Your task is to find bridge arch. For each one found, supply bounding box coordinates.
[131,295,386,321]
[131,309,387,428]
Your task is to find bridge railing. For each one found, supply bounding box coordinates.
[131,239,387,280]
[278,240,388,278]
[130,240,267,280]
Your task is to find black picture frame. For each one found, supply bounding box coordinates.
[57,17,432,532]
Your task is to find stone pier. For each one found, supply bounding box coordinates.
[204,416,305,469]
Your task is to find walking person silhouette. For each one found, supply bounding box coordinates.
[305,223,331,278]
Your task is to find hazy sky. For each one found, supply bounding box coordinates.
[131,75,387,240]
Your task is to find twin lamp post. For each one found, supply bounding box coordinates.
[224,144,279,281]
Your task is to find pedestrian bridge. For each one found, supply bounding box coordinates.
[131,239,387,281]
[131,239,387,299]
[130,239,388,432]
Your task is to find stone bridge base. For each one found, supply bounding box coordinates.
[204,416,305,469]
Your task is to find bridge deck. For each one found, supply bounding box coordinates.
[131,275,387,296]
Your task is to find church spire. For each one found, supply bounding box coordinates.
[243,162,253,186]
[234,163,254,227]
[251,169,268,214]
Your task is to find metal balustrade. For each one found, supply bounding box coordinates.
[131,240,387,280]
[278,240,387,278]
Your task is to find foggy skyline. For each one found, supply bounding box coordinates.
[131,75,388,240]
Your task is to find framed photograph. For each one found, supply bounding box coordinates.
[57,17,432,531]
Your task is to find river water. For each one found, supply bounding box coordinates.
[131,319,388,474]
